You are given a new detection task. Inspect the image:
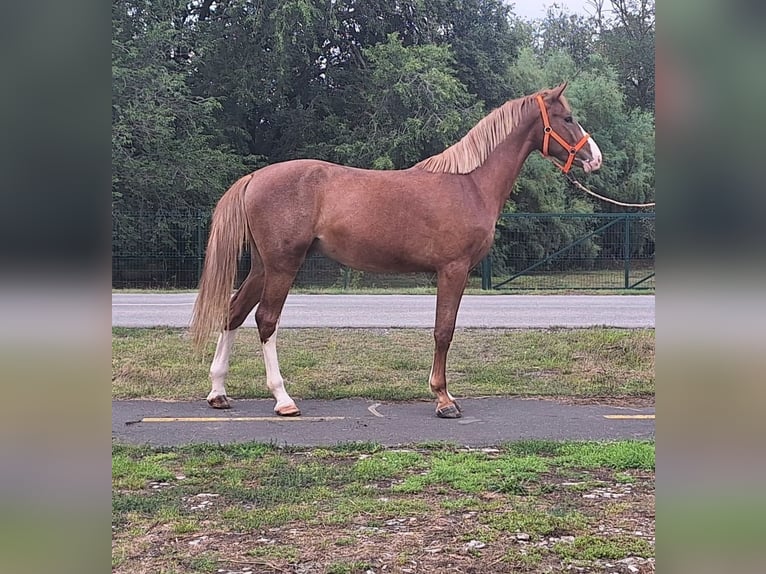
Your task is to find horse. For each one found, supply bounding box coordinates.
[189,82,602,419]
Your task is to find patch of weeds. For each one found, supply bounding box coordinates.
[213,465,337,507]
[342,483,371,496]
[112,490,179,522]
[495,474,536,495]
[186,553,219,573]
[496,454,549,474]
[352,451,427,481]
[554,534,653,561]
[323,496,429,526]
[460,526,497,544]
[614,471,637,484]
[504,546,545,571]
[269,459,345,489]
[395,452,547,494]
[222,503,316,531]
[503,439,564,457]
[221,442,275,460]
[306,448,339,459]
[332,442,383,455]
[182,451,230,478]
[392,472,428,494]
[532,482,556,495]
[562,479,606,492]
[112,453,176,489]
[416,452,494,493]
[333,536,357,547]
[603,501,633,518]
[247,544,299,562]
[413,441,461,452]
[326,562,372,574]
[440,496,481,512]
[555,441,655,471]
[172,519,199,534]
[112,548,127,569]
[483,506,588,539]
[217,466,249,488]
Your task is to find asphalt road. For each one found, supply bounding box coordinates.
[112,293,654,328]
[113,398,655,448]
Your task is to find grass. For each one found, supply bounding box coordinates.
[115,285,653,295]
[112,440,655,573]
[112,326,654,401]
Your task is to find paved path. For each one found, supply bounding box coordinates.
[112,398,654,448]
[112,293,654,328]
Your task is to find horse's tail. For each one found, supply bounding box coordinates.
[190,173,253,351]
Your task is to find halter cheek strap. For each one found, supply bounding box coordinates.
[535,94,590,174]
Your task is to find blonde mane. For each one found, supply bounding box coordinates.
[416,94,539,175]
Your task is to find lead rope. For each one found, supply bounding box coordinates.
[545,157,656,208]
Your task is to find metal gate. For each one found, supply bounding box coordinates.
[480,213,655,290]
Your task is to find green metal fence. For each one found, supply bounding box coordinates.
[112,211,654,290]
[484,213,655,290]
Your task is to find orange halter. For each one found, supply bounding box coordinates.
[535,94,590,174]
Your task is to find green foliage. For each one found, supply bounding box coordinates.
[596,0,656,111]
[555,441,655,471]
[112,1,247,212]
[332,34,483,168]
[112,0,654,274]
[554,534,654,560]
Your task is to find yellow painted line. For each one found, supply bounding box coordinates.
[141,416,346,423]
[603,414,655,420]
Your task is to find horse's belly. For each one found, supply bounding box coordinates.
[315,239,434,274]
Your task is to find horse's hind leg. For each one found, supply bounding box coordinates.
[430,262,470,419]
[207,267,264,409]
[255,269,302,416]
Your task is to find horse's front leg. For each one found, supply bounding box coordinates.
[430,263,469,418]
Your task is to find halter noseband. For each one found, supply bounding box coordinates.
[535,94,590,174]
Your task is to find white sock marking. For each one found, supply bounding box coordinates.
[262,325,295,410]
[208,330,236,400]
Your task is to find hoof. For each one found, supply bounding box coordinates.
[436,404,462,419]
[208,395,231,409]
[275,403,301,417]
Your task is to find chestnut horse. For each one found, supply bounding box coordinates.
[190,83,602,418]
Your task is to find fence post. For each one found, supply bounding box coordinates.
[624,215,631,289]
[196,212,204,284]
[481,256,492,290]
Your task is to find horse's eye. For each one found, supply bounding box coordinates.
[564,116,573,123]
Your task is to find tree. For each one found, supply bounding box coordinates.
[532,4,599,69]
[112,0,247,281]
[592,0,655,111]
[329,34,483,169]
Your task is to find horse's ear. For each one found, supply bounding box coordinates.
[552,82,568,99]
[542,82,568,102]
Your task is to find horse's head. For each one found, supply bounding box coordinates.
[536,83,602,174]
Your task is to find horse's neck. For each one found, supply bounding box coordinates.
[470,126,538,217]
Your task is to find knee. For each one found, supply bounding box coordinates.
[433,327,454,349]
